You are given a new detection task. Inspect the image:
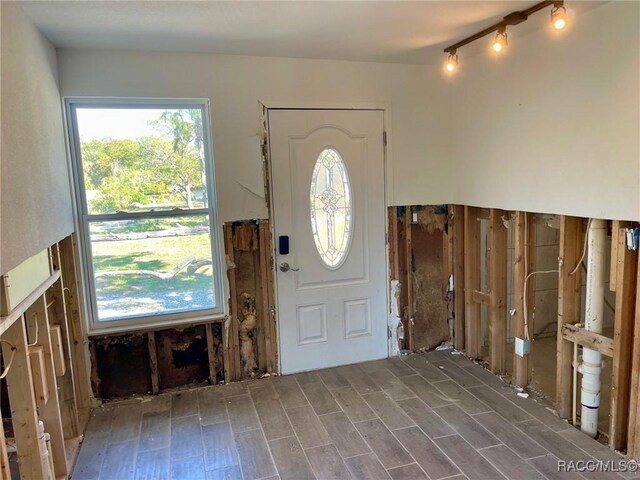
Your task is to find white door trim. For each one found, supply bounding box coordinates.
[263,104,391,373]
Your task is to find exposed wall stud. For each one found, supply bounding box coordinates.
[464,206,482,358]
[556,216,583,419]
[488,209,507,374]
[627,251,640,459]
[452,205,466,351]
[610,229,638,449]
[148,332,159,395]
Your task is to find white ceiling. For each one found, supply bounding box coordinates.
[20,1,602,65]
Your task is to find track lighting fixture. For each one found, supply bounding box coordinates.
[444,52,458,73]
[492,28,508,53]
[551,3,568,30]
[442,1,568,74]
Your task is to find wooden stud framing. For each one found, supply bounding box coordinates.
[224,225,241,382]
[627,251,640,459]
[205,323,218,384]
[265,230,277,372]
[148,332,160,394]
[610,221,621,292]
[561,324,614,358]
[1,317,47,479]
[610,229,638,450]
[452,205,465,351]
[48,272,81,440]
[556,216,583,419]
[513,212,536,387]
[472,291,490,305]
[464,206,481,359]
[389,207,400,282]
[403,208,415,351]
[59,234,94,425]
[28,295,68,478]
[488,209,508,374]
[0,417,10,480]
[259,221,277,373]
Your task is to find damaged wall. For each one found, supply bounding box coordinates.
[91,324,223,398]
[224,221,277,381]
[390,205,451,353]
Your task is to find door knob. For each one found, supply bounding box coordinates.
[280,262,300,272]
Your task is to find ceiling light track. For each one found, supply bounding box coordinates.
[443,0,566,73]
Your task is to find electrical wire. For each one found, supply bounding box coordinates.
[569,218,592,276]
[0,340,17,380]
[523,269,559,340]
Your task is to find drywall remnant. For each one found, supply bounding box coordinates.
[239,292,258,377]
[388,279,403,357]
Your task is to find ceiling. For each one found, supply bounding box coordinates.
[20,1,602,65]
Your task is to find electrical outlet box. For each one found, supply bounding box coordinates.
[515,337,531,357]
[29,346,50,406]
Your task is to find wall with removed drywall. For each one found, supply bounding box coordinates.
[450,1,640,221]
[57,49,453,222]
[1,3,74,274]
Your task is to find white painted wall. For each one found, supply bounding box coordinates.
[1,3,74,274]
[450,1,640,221]
[4,0,637,281]
[57,50,453,222]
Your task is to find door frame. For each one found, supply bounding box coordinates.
[261,102,393,373]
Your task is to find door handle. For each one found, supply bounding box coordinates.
[279,262,300,272]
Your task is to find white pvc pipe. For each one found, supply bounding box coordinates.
[580,218,607,437]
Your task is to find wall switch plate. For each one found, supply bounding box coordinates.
[515,337,531,357]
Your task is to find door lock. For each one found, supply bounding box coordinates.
[279,262,300,272]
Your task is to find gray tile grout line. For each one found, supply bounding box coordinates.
[360,360,449,479]
[397,355,534,479]
[270,386,320,480]
[314,367,388,471]
[217,392,244,480]
[240,389,278,480]
[320,363,418,476]
[81,354,629,480]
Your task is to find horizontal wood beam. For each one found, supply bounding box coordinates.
[560,324,613,358]
[0,271,61,336]
[471,290,490,305]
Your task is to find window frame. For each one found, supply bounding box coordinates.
[65,97,226,335]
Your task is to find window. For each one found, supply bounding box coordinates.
[66,99,224,333]
[310,147,352,268]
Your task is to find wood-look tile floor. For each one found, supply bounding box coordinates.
[72,349,636,480]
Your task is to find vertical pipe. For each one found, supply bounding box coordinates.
[580,219,607,437]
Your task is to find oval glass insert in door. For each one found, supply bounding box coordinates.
[310,147,352,268]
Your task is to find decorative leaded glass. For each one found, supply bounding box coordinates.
[310,147,352,268]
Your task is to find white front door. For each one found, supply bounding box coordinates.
[268,109,387,374]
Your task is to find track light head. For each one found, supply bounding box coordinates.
[492,28,508,53]
[551,4,568,30]
[444,52,458,73]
